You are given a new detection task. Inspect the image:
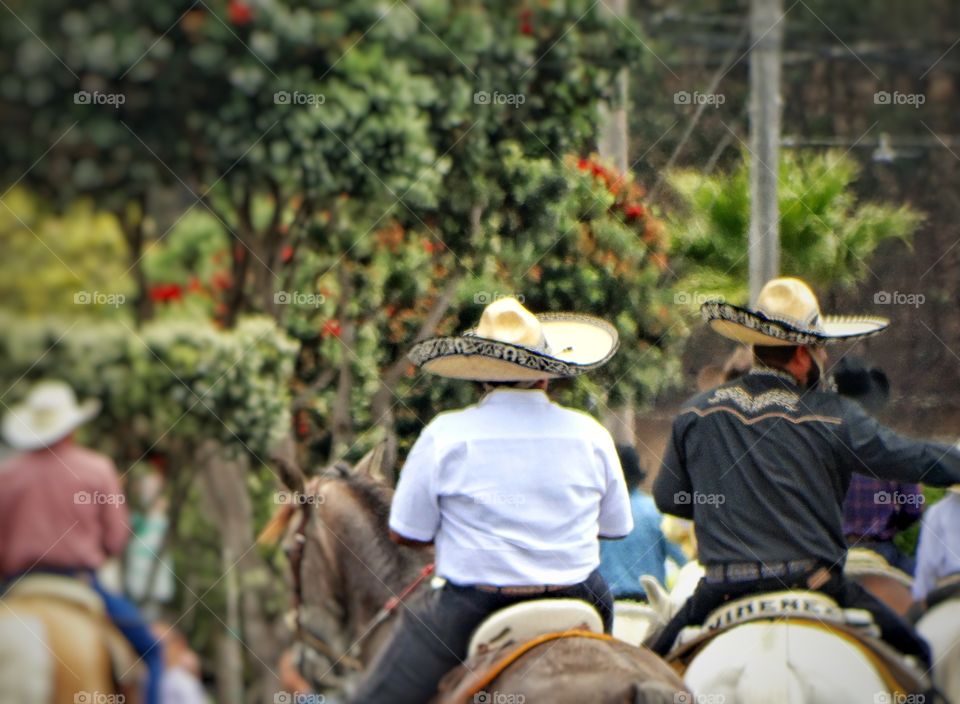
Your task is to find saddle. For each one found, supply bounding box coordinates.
[1,575,143,701]
[926,573,960,611]
[666,590,928,695]
[434,599,607,703]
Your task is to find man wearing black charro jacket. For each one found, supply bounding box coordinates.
[651,277,960,665]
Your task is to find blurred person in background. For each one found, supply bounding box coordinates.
[599,444,686,600]
[913,485,960,605]
[0,380,163,704]
[152,621,208,704]
[126,460,176,616]
[836,357,923,574]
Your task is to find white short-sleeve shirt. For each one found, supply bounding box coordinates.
[389,388,633,586]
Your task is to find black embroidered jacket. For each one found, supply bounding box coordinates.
[653,368,960,566]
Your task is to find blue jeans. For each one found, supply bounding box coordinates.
[90,579,164,704]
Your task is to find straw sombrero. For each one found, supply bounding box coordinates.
[2,380,100,450]
[408,297,618,381]
[702,277,889,347]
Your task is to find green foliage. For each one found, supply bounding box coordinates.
[666,150,924,304]
[0,189,135,317]
[0,315,298,459]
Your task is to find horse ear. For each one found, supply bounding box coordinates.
[353,441,388,483]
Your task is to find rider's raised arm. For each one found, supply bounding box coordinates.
[388,428,441,544]
[653,414,695,520]
[838,395,960,487]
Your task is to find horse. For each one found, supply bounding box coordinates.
[916,582,960,701]
[261,447,688,702]
[0,574,141,704]
[844,547,916,617]
[633,565,930,704]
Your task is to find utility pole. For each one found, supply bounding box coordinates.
[598,0,635,447]
[598,0,629,173]
[748,0,784,303]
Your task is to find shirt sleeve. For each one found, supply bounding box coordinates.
[912,506,941,601]
[653,414,695,519]
[596,430,633,539]
[100,460,130,557]
[840,399,960,487]
[389,428,441,542]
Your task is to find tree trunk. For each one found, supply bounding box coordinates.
[197,440,285,704]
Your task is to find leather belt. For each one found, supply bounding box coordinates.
[473,583,570,596]
[704,559,820,584]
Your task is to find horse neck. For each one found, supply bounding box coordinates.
[312,478,431,634]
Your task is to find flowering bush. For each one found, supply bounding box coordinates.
[0,314,297,460]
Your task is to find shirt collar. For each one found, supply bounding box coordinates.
[479,388,552,406]
[747,364,800,387]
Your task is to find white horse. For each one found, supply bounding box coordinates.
[916,597,960,700]
[624,569,925,704]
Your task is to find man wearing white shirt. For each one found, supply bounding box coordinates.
[913,487,960,604]
[350,298,629,704]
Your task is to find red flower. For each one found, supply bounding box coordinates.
[322,320,342,338]
[280,244,294,263]
[624,204,646,220]
[577,158,590,171]
[188,276,204,294]
[149,283,183,303]
[520,21,534,35]
[212,272,232,291]
[228,0,253,25]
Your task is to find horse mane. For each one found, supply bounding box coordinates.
[325,464,425,589]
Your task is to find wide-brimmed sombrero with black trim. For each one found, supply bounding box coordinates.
[701,277,889,347]
[408,297,618,381]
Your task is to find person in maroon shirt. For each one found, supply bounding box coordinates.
[0,380,163,704]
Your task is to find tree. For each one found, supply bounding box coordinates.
[666,149,924,304]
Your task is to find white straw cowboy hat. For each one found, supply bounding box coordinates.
[701,277,889,347]
[408,297,619,381]
[2,380,100,450]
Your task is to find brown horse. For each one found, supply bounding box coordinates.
[262,449,687,702]
[0,574,141,704]
[843,548,916,617]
